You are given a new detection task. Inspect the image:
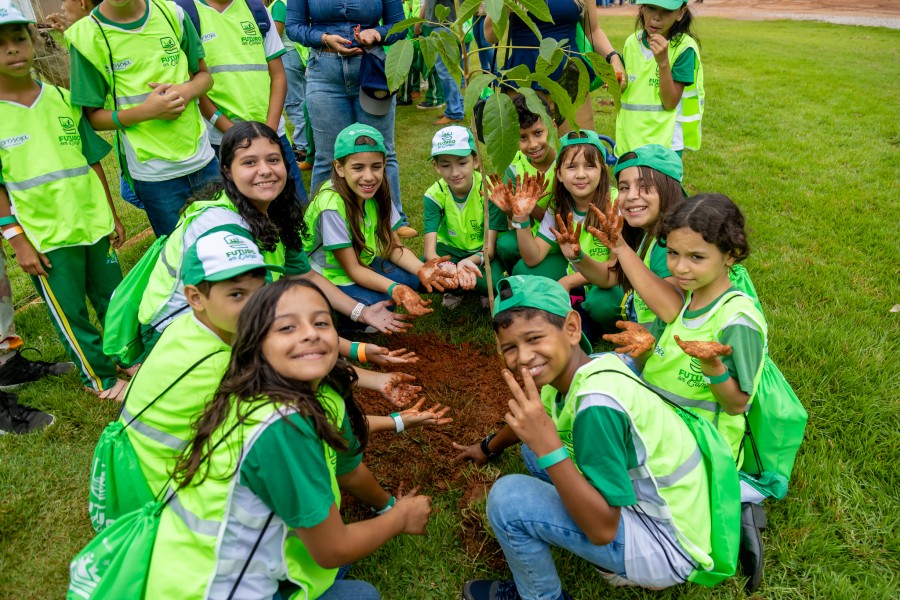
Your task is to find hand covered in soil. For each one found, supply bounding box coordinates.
[549,213,583,262]
[365,344,419,366]
[456,258,482,291]
[502,367,562,456]
[399,397,453,429]
[379,373,424,407]
[417,256,459,293]
[510,173,548,221]
[393,484,432,535]
[601,320,656,358]
[485,173,514,216]
[587,200,624,252]
[359,300,414,334]
[451,441,490,466]
[391,284,433,316]
[673,335,733,361]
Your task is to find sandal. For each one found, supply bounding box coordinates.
[88,378,129,403]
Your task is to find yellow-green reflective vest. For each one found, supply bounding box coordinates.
[65,0,206,164]
[616,32,704,154]
[508,151,555,235]
[541,354,715,573]
[424,171,486,253]
[630,236,662,326]
[196,0,272,126]
[146,387,345,599]
[0,84,113,253]
[304,181,380,286]
[642,291,767,463]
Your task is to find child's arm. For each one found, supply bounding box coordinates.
[266,57,287,132]
[90,163,125,248]
[558,271,588,293]
[336,463,392,509]
[365,398,452,433]
[452,424,521,466]
[298,270,414,333]
[648,34,686,110]
[334,247,401,294]
[423,232,439,261]
[0,187,51,277]
[197,95,234,133]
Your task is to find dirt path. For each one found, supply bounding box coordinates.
[601,0,900,29]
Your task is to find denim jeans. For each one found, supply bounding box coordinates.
[212,136,307,206]
[424,26,464,120]
[132,158,220,237]
[337,257,420,306]
[305,49,407,224]
[118,174,144,210]
[487,473,628,600]
[275,565,379,600]
[472,16,495,73]
[282,48,308,150]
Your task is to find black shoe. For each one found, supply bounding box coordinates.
[463,580,571,600]
[0,392,55,434]
[0,349,75,389]
[396,98,413,106]
[739,502,767,592]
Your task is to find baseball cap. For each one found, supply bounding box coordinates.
[0,0,34,26]
[559,130,609,163]
[636,0,688,9]
[333,123,387,160]
[614,144,687,195]
[182,229,284,287]
[429,125,476,160]
[359,51,395,116]
[492,275,593,355]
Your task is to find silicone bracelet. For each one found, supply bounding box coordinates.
[0,216,18,227]
[350,302,366,322]
[387,283,398,297]
[209,109,223,127]
[703,370,731,385]
[567,250,585,264]
[510,219,531,230]
[390,412,404,433]
[357,343,367,364]
[473,251,484,265]
[375,495,396,514]
[111,110,127,129]
[2,226,23,240]
[605,50,622,64]
[537,447,569,470]
[350,341,359,361]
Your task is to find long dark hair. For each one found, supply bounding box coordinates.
[186,121,306,253]
[327,136,398,260]
[658,193,750,263]
[552,136,611,237]
[615,151,686,294]
[636,5,699,47]
[173,278,367,488]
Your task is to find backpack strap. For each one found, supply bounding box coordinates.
[172,0,201,35]
[227,510,275,600]
[244,0,271,37]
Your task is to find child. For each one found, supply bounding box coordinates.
[304,123,456,316]
[0,7,129,401]
[65,0,219,236]
[459,275,738,597]
[494,94,561,275]
[615,0,704,157]
[145,278,433,598]
[423,125,504,308]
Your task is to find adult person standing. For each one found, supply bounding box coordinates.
[286,0,418,238]
[414,0,464,126]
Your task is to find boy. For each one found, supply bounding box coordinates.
[65,0,219,236]
[422,126,504,308]
[459,275,740,598]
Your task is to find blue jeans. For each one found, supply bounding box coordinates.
[132,158,220,237]
[118,174,144,209]
[212,136,308,206]
[275,565,379,600]
[282,48,308,150]
[424,26,464,120]
[337,257,420,306]
[472,16,495,73]
[487,474,628,600]
[305,49,407,225]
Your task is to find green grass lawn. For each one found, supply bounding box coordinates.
[1,16,899,600]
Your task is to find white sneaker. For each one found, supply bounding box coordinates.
[442,293,463,310]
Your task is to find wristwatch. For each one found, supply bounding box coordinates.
[480,433,503,460]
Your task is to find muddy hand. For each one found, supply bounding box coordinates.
[382,373,424,407]
[391,284,433,316]
[511,173,548,220]
[549,213,583,261]
[674,335,733,360]
[587,199,623,251]
[418,256,458,292]
[486,173,514,214]
[400,397,453,428]
[601,320,655,358]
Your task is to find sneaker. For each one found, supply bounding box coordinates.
[417,100,445,110]
[463,580,571,600]
[0,392,55,434]
[0,349,75,390]
[396,98,413,106]
[292,145,307,160]
[433,116,462,126]
[442,293,463,310]
[739,502,767,592]
[396,225,418,239]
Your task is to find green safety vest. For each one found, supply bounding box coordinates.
[508,151,555,235]
[304,181,380,286]
[642,291,767,462]
[195,0,271,126]
[146,387,345,599]
[138,192,286,327]
[65,0,206,164]
[0,84,113,253]
[616,32,704,154]
[541,354,716,574]
[424,171,486,253]
[630,235,662,326]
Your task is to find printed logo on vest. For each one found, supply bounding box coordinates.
[678,357,706,388]
[104,59,133,73]
[201,32,217,43]
[58,117,77,135]
[0,134,29,149]
[159,36,178,54]
[240,21,262,46]
[57,117,81,147]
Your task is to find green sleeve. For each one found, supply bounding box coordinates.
[239,413,336,529]
[284,247,311,276]
[647,240,671,279]
[423,196,443,235]
[574,402,637,506]
[180,12,205,73]
[68,44,109,108]
[335,411,362,476]
[488,201,508,232]
[671,48,696,85]
[270,0,286,23]
[719,323,765,396]
[78,113,112,164]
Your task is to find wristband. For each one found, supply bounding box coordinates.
[537,446,569,470]
[703,370,731,385]
[473,251,484,265]
[480,432,502,460]
[209,109,223,127]
[349,302,366,322]
[111,110,127,129]
[387,282,398,297]
[605,50,622,64]
[2,226,23,240]
[357,342,367,364]
[390,412,404,433]
[350,341,359,361]
[374,495,396,514]
[510,218,530,230]
[567,250,585,264]
[0,216,18,227]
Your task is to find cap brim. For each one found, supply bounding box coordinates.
[201,262,285,284]
[636,0,687,8]
[429,149,474,160]
[359,90,393,116]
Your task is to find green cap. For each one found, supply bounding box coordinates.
[614,144,687,195]
[492,275,593,355]
[182,229,284,286]
[333,123,386,160]
[430,125,476,159]
[636,0,688,9]
[559,130,608,163]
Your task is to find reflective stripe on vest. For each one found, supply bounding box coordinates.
[4,166,91,192]
[121,405,187,451]
[208,63,268,74]
[166,489,220,536]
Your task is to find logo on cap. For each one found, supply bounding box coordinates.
[374,90,388,99]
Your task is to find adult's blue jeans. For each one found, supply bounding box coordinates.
[282,48,308,150]
[337,257,420,306]
[305,49,407,225]
[472,16,495,73]
[423,26,464,120]
[132,158,220,237]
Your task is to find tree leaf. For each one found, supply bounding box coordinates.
[387,17,426,38]
[501,63,532,85]
[464,72,497,123]
[385,39,415,92]
[455,0,483,26]
[538,37,561,64]
[572,56,590,120]
[583,51,622,111]
[434,30,464,86]
[434,4,450,22]
[505,0,542,40]
[516,0,554,23]
[482,92,520,174]
[492,4,509,40]
[420,35,437,72]
[483,0,503,25]
[533,74,577,127]
[517,86,559,150]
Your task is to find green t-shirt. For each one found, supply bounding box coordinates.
[270,0,286,22]
[239,410,361,529]
[423,185,508,235]
[574,400,639,507]
[640,33,695,85]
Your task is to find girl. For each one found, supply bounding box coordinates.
[615,0,704,157]
[0,11,128,401]
[490,130,623,331]
[145,278,433,599]
[603,194,767,463]
[304,123,455,317]
[137,121,411,350]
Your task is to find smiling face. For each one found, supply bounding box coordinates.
[557,147,603,205]
[433,153,477,198]
[334,151,385,200]
[665,227,734,295]
[186,272,266,343]
[641,5,687,38]
[261,285,339,388]
[616,166,661,230]
[227,137,287,213]
[518,120,554,168]
[0,25,33,79]
[495,311,582,390]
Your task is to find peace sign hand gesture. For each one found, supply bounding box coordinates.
[587,199,624,251]
[549,213,583,262]
[502,367,561,456]
[601,320,656,358]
